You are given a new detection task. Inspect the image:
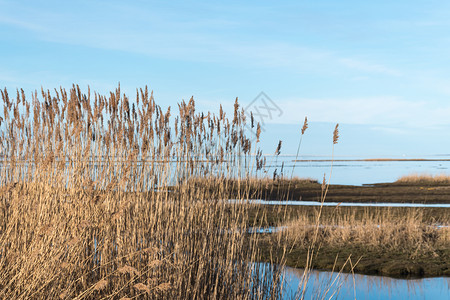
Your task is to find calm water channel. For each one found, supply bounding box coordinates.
[253,263,450,300]
[252,154,450,299]
[280,265,450,300]
[269,155,450,185]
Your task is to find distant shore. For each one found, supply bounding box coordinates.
[294,158,450,162]
[234,178,450,204]
[236,177,450,278]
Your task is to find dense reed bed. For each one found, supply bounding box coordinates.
[281,207,449,255]
[0,85,288,299]
[396,173,450,184]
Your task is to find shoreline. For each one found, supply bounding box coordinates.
[238,179,450,204]
[243,184,450,279]
[256,241,450,279]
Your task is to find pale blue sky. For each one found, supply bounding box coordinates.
[2,0,450,156]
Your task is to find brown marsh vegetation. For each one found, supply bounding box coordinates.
[0,85,292,299]
[234,177,450,204]
[396,173,450,184]
[1,85,447,299]
[270,205,450,277]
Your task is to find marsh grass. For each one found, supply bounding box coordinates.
[396,173,450,184]
[280,207,449,257]
[0,85,289,299]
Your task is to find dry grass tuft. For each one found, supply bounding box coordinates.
[396,172,450,183]
[133,283,150,294]
[117,265,140,276]
[154,282,171,292]
[280,207,449,258]
[93,279,109,291]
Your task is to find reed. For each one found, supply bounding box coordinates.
[0,85,288,299]
[396,173,450,184]
[280,206,449,259]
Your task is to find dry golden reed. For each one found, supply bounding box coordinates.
[332,124,339,145]
[0,85,288,299]
[0,84,357,299]
[396,173,450,183]
[301,117,308,135]
[280,206,449,258]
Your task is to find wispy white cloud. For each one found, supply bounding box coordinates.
[0,1,402,78]
[338,58,402,76]
[0,15,46,32]
[251,96,450,128]
[369,126,413,135]
[414,74,450,96]
[0,69,39,87]
[3,0,449,135]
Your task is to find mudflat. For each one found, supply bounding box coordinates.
[240,178,450,278]
[251,205,450,278]
[245,179,450,204]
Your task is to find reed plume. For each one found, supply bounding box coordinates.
[0,85,286,299]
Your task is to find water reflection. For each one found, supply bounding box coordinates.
[281,265,450,300]
[230,199,450,208]
[267,155,450,185]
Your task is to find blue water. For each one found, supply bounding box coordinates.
[281,266,450,300]
[231,199,450,208]
[266,155,450,185]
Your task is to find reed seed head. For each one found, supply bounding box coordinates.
[333,123,339,144]
[301,117,308,135]
[275,140,282,155]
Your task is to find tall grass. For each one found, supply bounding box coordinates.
[396,173,450,184]
[0,85,286,299]
[280,206,450,259]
